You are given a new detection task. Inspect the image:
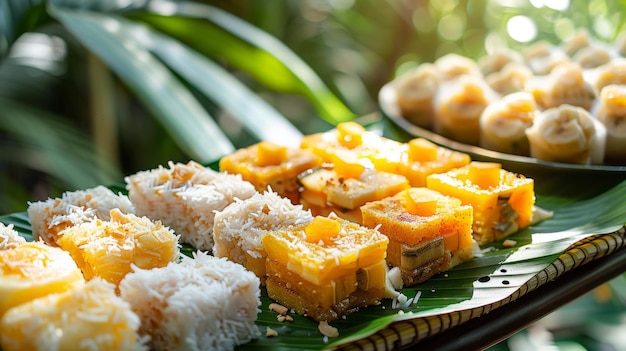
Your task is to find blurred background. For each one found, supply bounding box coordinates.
[1,0,625,349]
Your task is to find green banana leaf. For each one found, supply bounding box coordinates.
[124,1,356,125]
[1,138,624,351]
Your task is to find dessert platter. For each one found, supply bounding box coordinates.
[382,29,626,174]
[1,119,625,351]
[1,29,626,351]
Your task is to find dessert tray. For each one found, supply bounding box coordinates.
[379,82,626,174]
[2,166,625,350]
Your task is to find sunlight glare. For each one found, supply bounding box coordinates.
[507,16,537,43]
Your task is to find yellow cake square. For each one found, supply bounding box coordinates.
[426,161,535,244]
[361,188,473,285]
[219,141,321,203]
[262,214,388,321]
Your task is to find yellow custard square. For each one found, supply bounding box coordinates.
[219,141,321,203]
[426,161,535,245]
[367,138,471,187]
[262,215,388,321]
[298,167,409,223]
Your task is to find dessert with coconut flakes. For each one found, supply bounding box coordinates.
[125,161,256,251]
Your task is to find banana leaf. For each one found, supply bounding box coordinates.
[1,145,624,350]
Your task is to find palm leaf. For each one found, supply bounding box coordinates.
[1,164,624,350]
[48,5,235,163]
[125,0,356,125]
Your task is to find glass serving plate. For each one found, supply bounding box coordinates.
[378,82,626,174]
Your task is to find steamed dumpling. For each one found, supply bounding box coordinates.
[525,104,606,164]
[394,63,440,128]
[479,92,537,155]
[593,84,626,162]
[434,75,497,145]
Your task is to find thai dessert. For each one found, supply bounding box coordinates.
[530,62,596,111]
[394,63,441,128]
[262,213,389,321]
[593,84,626,162]
[125,161,256,251]
[213,190,314,283]
[478,48,524,77]
[298,151,409,223]
[485,62,533,95]
[434,75,497,145]
[573,45,612,69]
[58,209,180,287]
[369,137,470,187]
[561,29,593,57]
[120,251,261,351]
[0,223,25,250]
[594,58,626,94]
[219,141,321,204]
[479,91,537,155]
[427,162,536,245]
[27,185,134,246]
[361,188,474,286]
[0,241,84,318]
[522,40,569,75]
[300,121,398,165]
[0,278,147,351]
[525,104,607,165]
[434,53,481,80]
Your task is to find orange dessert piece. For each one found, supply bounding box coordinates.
[368,138,471,187]
[298,152,409,223]
[219,141,321,203]
[58,209,180,287]
[0,242,85,318]
[361,188,474,285]
[262,214,389,321]
[427,161,535,244]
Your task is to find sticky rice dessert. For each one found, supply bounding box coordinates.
[213,190,314,284]
[0,278,147,351]
[219,141,321,204]
[479,91,537,155]
[593,84,626,162]
[394,63,441,129]
[434,75,497,145]
[0,241,84,318]
[0,223,26,250]
[119,251,261,351]
[262,213,389,321]
[525,104,607,165]
[58,209,180,287]
[368,138,470,187]
[427,162,536,245]
[361,188,474,286]
[27,185,135,246]
[298,152,409,223]
[530,62,596,111]
[125,161,256,251]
